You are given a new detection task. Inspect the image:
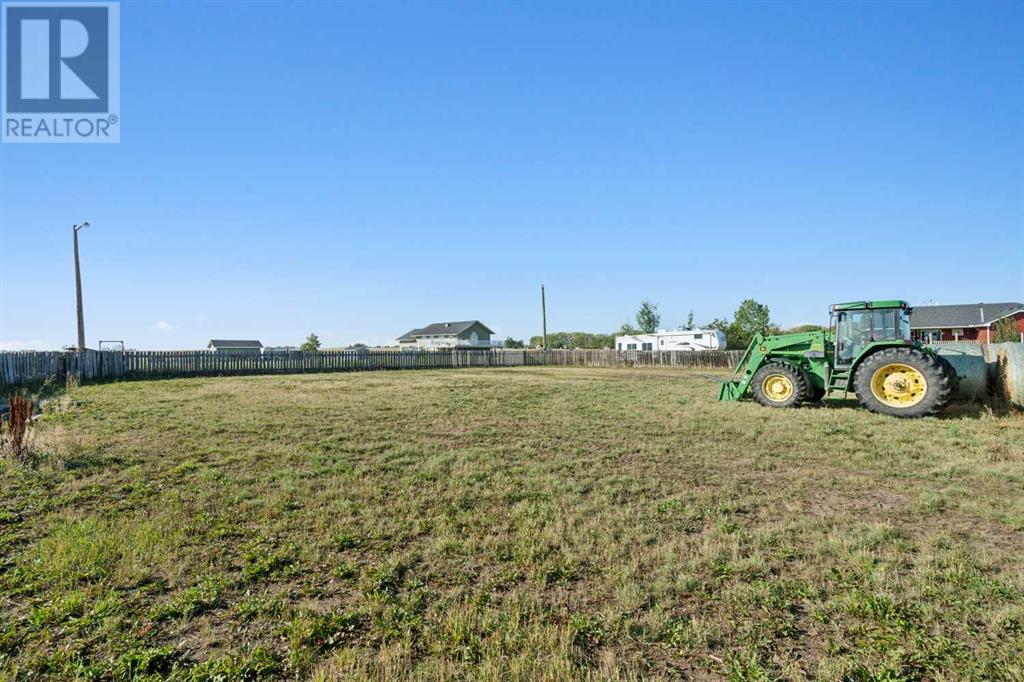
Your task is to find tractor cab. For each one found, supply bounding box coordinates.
[830,300,911,367]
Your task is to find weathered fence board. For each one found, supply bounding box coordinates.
[0,349,745,388]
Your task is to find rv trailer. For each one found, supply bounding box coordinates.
[615,329,726,352]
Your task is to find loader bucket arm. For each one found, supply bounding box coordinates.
[718,333,765,401]
[715,330,827,402]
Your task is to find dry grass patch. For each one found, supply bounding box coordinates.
[1,368,1022,680]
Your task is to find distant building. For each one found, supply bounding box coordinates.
[910,302,1024,343]
[263,346,299,355]
[207,339,263,354]
[397,321,496,349]
[615,329,727,352]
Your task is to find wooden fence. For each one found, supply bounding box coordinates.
[528,349,744,368]
[0,349,744,388]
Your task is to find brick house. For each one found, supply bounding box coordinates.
[910,302,1024,343]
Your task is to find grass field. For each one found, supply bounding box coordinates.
[2,367,1023,680]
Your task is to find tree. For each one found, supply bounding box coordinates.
[993,316,1022,343]
[528,332,614,349]
[635,301,660,334]
[787,324,826,333]
[731,299,771,348]
[704,299,774,350]
[503,337,525,348]
[685,310,695,331]
[618,322,639,336]
[300,333,321,352]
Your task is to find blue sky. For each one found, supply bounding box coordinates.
[2,0,1022,349]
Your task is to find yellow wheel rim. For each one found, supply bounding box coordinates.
[761,374,794,402]
[870,363,927,408]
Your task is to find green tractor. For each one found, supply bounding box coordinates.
[717,300,956,417]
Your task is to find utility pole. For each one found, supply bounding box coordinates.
[73,222,90,350]
[541,284,547,349]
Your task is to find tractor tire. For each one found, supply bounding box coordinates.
[853,347,953,418]
[798,367,825,403]
[751,363,808,409]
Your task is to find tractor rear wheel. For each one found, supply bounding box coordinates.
[752,363,808,409]
[853,347,953,418]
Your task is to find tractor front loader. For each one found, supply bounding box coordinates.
[716,300,956,418]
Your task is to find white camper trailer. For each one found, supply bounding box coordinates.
[615,329,727,352]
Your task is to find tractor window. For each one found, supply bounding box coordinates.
[876,309,897,340]
[836,308,910,364]
[898,310,911,340]
[836,312,867,364]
